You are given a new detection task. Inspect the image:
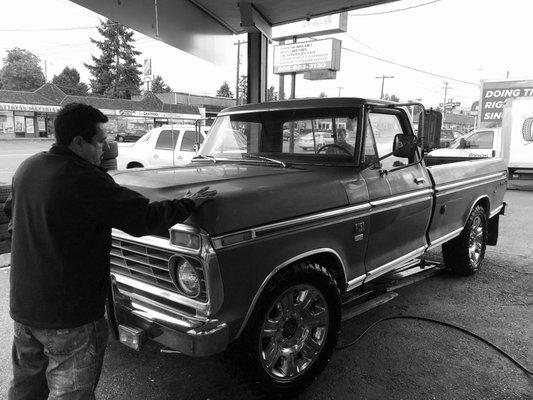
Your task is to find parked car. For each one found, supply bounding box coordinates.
[439,129,464,148]
[115,129,147,142]
[107,98,507,397]
[117,125,208,169]
[297,131,334,150]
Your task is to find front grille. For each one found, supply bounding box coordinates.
[110,238,207,302]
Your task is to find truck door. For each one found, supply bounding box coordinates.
[461,130,496,158]
[362,109,433,281]
[150,129,180,166]
[175,130,204,166]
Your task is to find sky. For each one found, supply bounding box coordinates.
[0,0,532,109]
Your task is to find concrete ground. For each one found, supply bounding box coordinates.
[0,190,531,399]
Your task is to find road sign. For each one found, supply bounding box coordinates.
[142,75,154,82]
[272,13,348,40]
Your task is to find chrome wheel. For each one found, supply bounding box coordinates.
[468,215,483,265]
[259,284,329,382]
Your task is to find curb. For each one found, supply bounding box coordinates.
[0,138,54,142]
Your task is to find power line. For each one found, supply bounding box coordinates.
[341,45,479,86]
[349,0,442,16]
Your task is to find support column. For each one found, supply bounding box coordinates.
[247,31,268,104]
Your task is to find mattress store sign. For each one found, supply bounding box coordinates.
[273,38,341,74]
[0,103,60,113]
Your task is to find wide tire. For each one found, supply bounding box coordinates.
[522,117,533,142]
[443,205,488,275]
[222,261,341,398]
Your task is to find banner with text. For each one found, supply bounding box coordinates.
[480,79,533,126]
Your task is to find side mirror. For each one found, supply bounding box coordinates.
[393,134,417,159]
[193,143,199,153]
[418,109,442,152]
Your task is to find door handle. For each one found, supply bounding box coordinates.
[153,154,159,158]
[414,177,426,184]
[177,156,183,160]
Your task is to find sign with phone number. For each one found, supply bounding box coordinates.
[273,38,341,74]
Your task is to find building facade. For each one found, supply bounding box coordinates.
[0,83,201,138]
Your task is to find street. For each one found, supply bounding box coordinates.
[0,189,531,399]
[0,141,133,185]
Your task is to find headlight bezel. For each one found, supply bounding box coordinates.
[169,255,206,301]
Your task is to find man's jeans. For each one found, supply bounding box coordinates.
[8,317,109,400]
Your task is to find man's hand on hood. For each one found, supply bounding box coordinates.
[185,186,217,209]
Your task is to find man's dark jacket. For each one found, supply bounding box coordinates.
[4,145,195,329]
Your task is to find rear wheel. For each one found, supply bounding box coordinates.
[443,204,487,275]
[222,261,341,397]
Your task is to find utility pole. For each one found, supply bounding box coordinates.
[44,60,47,82]
[278,40,285,100]
[442,81,452,114]
[235,40,242,104]
[290,36,297,100]
[337,86,344,97]
[375,75,394,99]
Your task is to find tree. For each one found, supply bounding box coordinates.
[237,75,248,105]
[216,81,233,98]
[150,75,172,93]
[383,93,400,102]
[52,67,89,95]
[0,48,45,91]
[85,20,142,99]
[267,85,278,101]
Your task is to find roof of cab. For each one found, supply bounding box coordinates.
[219,97,394,116]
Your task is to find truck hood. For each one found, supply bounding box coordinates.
[111,162,349,236]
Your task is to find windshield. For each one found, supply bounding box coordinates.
[198,108,359,163]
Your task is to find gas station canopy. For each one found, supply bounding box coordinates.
[70,0,399,103]
[71,0,398,65]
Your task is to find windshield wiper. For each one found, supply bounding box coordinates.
[192,155,217,163]
[242,154,287,168]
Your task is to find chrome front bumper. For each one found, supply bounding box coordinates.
[109,274,229,357]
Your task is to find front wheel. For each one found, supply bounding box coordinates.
[443,204,488,275]
[223,262,341,397]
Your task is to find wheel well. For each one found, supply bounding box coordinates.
[305,252,346,290]
[475,196,490,216]
[127,162,144,168]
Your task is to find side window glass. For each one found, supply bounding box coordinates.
[180,130,196,151]
[363,119,379,165]
[368,113,406,170]
[468,131,494,149]
[155,130,178,150]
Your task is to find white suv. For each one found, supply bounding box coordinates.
[118,125,208,169]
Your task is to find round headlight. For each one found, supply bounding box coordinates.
[176,259,200,296]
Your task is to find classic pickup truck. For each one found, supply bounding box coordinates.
[107,98,507,396]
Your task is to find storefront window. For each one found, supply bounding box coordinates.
[0,111,14,135]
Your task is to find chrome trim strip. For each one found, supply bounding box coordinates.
[131,302,197,329]
[435,172,505,192]
[113,273,209,313]
[370,189,433,207]
[346,274,366,291]
[490,204,504,218]
[124,290,201,320]
[427,227,463,250]
[364,247,426,282]
[213,203,371,249]
[235,248,346,339]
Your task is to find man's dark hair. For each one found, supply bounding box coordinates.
[54,103,108,146]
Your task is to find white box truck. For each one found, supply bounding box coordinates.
[427,97,533,174]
